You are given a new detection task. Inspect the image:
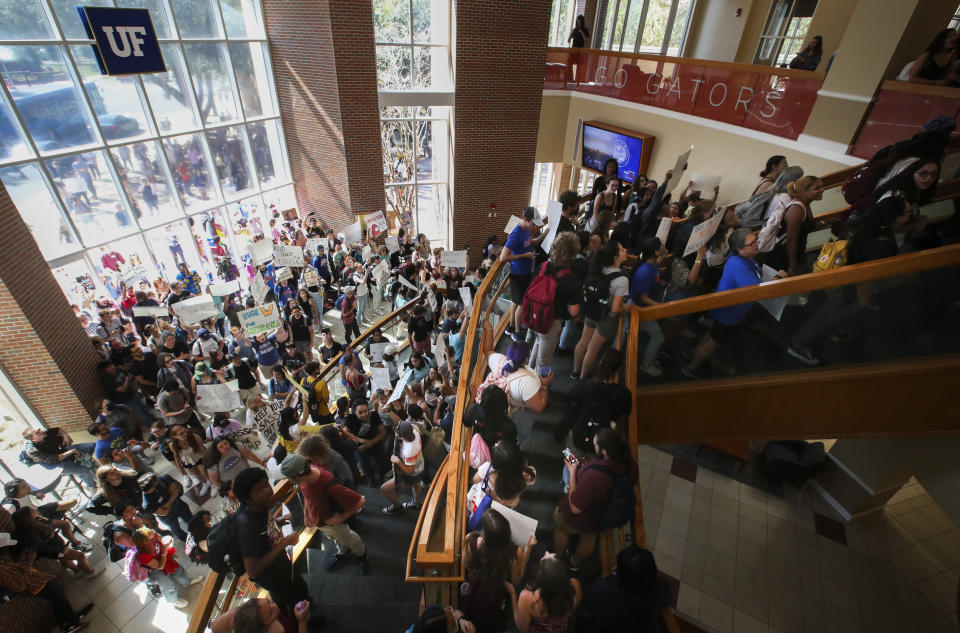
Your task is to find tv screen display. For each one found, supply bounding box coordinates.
[581,124,647,183]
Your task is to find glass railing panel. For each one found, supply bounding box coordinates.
[627,255,960,386]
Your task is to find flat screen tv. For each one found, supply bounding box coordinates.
[580,121,655,184]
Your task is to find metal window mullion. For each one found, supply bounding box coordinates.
[660,0,681,55]
[208,0,228,40]
[34,157,88,251]
[258,43,282,118]
[675,0,698,55]
[634,0,650,53]
[605,0,620,49]
[176,42,213,132]
[197,127,227,206]
[617,0,631,51]
[233,123,258,196]
[218,42,248,123]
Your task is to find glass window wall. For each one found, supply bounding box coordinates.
[587,0,697,56]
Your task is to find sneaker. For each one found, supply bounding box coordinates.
[189,575,204,586]
[77,603,94,619]
[207,483,218,498]
[172,598,190,609]
[183,475,195,488]
[358,554,370,576]
[569,371,580,381]
[381,504,402,515]
[641,362,663,377]
[325,552,346,572]
[148,583,162,598]
[505,326,516,340]
[83,567,105,580]
[509,330,523,343]
[786,345,820,366]
[681,365,704,380]
[73,541,94,553]
[402,500,421,510]
[60,622,89,633]
[198,481,210,496]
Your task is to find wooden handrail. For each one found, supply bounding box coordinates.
[878,79,960,98]
[546,46,826,81]
[630,243,960,323]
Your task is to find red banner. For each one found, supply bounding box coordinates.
[545,49,822,141]
[851,85,960,159]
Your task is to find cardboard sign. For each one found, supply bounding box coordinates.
[459,286,473,308]
[759,265,788,321]
[343,220,362,245]
[370,366,392,394]
[387,368,413,404]
[385,235,400,253]
[541,200,564,254]
[304,238,324,259]
[655,217,673,244]
[248,239,273,266]
[503,216,522,234]
[275,267,293,282]
[196,381,243,412]
[132,305,168,318]
[665,146,693,195]
[172,295,218,324]
[398,275,417,292]
[272,244,304,267]
[303,267,320,287]
[440,250,468,268]
[690,173,721,193]
[250,272,270,303]
[369,342,388,363]
[427,291,438,313]
[240,303,283,336]
[363,210,388,238]
[208,279,240,296]
[683,208,725,257]
[490,501,538,548]
[434,338,447,370]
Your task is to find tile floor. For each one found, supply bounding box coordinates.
[637,444,960,633]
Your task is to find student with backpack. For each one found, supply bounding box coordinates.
[130,526,202,608]
[524,231,583,373]
[553,428,638,571]
[501,206,547,341]
[629,237,668,377]
[572,240,629,381]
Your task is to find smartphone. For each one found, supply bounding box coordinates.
[562,448,580,467]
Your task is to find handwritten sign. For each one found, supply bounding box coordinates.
[121,264,149,284]
[196,380,243,412]
[275,267,293,282]
[655,217,673,244]
[369,342,388,363]
[272,244,303,267]
[503,216,522,234]
[303,267,319,287]
[665,146,693,195]
[370,366,392,394]
[440,250,468,268]
[248,239,273,266]
[683,208,725,257]
[387,368,413,404]
[343,220,362,245]
[363,210,388,238]
[208,279,240,296]
[304,238,324,259]
[434,338,447,370]
[239,303,283,336]
[173,295,218,324]
[132,305,169,318]
[398,275,417,292]
[250,272,270,304]
[459,286,473,308]
[385,235,400,253]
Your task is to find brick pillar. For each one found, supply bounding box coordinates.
[0,183,101,431]
[262,0,385,231]
[453,0,553,266]
[554,163,575,199]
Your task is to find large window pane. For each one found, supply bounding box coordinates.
[385,185,415,231]
[414,46,450,89]
[0,163,80,259]
[206,124,253,198]
[116,0,174,39]
[183,43,240,125]
[163,133,218,211]
[0,1,54,40]
[416,184,447,245]
[142,44,198,134]
[46,151,135,245]
[382,118,415,184]
[412,0,447,44]
[611,0,628,50]
[1,45,98,153]
[376,45,412,89]
[188,208,234,277]
[71,46,151,143]
[229,42,274,118]
[640,0,671,52]
[416,119,447,182]
[110,141,180,229]
[51,258,99,309]
[144,219,203,281]
[228,194,266,245]
[374,0,411,43]
[262,185,296,218]
[220,0,264,39]
[622,0,645,52]
[86,234,159,297]
[248,120,286,187]
[171,0,220,39]
[49,0,111,40]
[0,97,32,164]
[666,0,694,55]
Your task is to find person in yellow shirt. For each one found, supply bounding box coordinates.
[298,361,332,425]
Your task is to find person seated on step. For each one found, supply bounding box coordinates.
[138,472,194,542]
[279,454,369,575]
[87,418,153,471]
[468,441,536,510]
[407,604,477,633]
[212,596,311,633]
[11,507,103,580]
[478,322,550,415]
[572,544,671,633]
[87,464,141,517]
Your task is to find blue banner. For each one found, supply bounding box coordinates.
[78,6,165,76]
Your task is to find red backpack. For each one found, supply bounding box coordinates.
[521,262,570,334]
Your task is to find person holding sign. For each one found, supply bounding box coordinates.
[501,207,547,340]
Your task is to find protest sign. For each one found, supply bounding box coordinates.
[503,216,522,234]
[385,235,400,253]
[398,275,417,292]
[655,217,673,244]
[690,173,721,192]
[760,265,788,321]
[250,272,269,303]
[304,238,324,259]
[208,279,240,296]
[132,305,169,318]
[196,381,243,412]
[248,239,273,266]
[240,303,283,336]
[303,267,320,286]
[490,501,538,548]
[440,250,468,268]
[387,368,413,404]
[683,207,725,256]
[369,342,388,363]
[173,295,218,324]
[370,366,392,394]
[121,264,149,284]
[665,146,693,194]
[363,210,388,238]
[272,244,303,267]
[459,286,473,308]
[541,200,564,253]
[343,221,362,245]
[434,338,447,370]
[275,267,293,282]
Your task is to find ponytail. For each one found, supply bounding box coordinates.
[761,155,786,178]
[787,175,820,198]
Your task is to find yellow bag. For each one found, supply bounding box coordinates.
[814,239,848,272]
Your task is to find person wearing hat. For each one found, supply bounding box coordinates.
[380,419,426,514]
[191,327,223,362]
[138,472,193,542]
[279,454,369,575]
[500,206,547,341]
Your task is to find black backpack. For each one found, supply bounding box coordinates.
[102,521,134,563]
[582,271,624,321]
[588,463,637,529]
[206,513,246,575]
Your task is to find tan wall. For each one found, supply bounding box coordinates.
[536,93,850,206]
[804,0,858,69]
[685,0,755,62]
[734,0,772,64]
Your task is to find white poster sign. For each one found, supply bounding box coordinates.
[427,291,438,313]
[655,217,673,244]
[275,267,293,282]
[760,265,788,321]
[121,264,149,284]
[540,200,564,254]
[132,305,169,318]
[369,342,388,363]
[490,501,538,548]
[248,239,273,266]
[683,207,725,257]
[208,279,241,296]
[364,210,388,238]
[398,275,417,292]
[173,295,218,324]
[387,368,413,404]
[372,261,390,285]
[503,216,522,234]
[343,220,362,245]
[250,272,270,304]
[440,250,468,268]
[196,381,244,412]
[304,238,324,259]
[303,267,320,287]
[272,244,304,267]
[690,173,721,193]
[665,146,693,195]
[459,286,473,308]
[433,338,447,370]
[385,235,400,253]
[370,366,392,394]
[240,303,284,336]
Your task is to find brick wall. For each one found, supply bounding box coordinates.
[453,0,553,266]
[0,182,101,432]
[262,0,384,231]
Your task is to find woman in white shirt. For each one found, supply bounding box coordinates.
[479,320,551,413]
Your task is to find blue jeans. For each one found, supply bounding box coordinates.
[50,442,96,489]
[150,563,192,603]
[155,498,194,541]
[559,318,582,350]
[357,294,368,322]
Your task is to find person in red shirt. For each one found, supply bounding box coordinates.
[279,453,369,575]
[131,527,202,608]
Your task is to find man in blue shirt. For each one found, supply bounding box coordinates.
[683,229,780,378]
[630,237,667,376]
[500,206,546,340]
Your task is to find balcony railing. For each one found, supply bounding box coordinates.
[544,47,825,140]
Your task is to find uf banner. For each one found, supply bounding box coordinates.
[79,7,165,76]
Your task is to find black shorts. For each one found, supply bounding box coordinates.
[509,273,532,305]
[710,321,740,344]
